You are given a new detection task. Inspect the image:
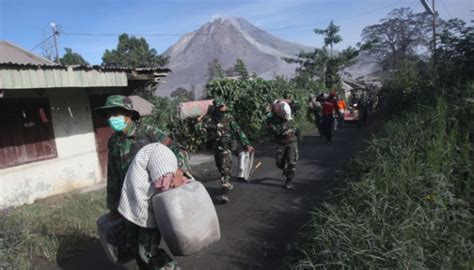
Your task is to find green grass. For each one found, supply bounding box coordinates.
[0,190,107,270]
[285,97,474,269]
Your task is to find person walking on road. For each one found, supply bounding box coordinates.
[358,95,369,127]
[267,99,300,189]
[96,95,190,269]
[119,143,189,270]
[308,94,324,138]
[336,94,347,128]
[196,98,255,203]
[321,91,340,144]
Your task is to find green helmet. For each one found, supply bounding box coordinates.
[213,97,226,107]
[95,95,140,119]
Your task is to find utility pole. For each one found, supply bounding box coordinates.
[432,0,436,55]
[420,0,436,56]
[50,22,60,63]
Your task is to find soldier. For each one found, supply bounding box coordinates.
[196,98,255,203]
[308,94,324,138]
[267,100,300,189]
[96,95,189,270]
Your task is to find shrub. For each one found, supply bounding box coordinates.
[285,96,473,269]
[206,77,315,142]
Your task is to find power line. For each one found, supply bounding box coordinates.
[62,0,412,38]
[30,34,54,51]
[439,0,453,19]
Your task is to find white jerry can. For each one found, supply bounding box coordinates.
[238,151,254,181]
[96,214,133,264]
[152,180,221,256]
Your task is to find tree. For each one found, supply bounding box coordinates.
[314,20,342,57]
[170,87,195,101]
[102,33,169,67]
[361,7,432,69]
[207,58,225,82]
[233,58,249,79]
[59,48,89,65]
[435,18,474,90]
[285,21,361,90]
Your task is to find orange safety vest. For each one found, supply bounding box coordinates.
[337,99,347,110]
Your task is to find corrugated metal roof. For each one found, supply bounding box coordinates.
[0,40,171,89]
[0,41,59,66]
[0,66,128,89]
[73,65,171,73]
[0,63,171,73]
[129,95,155,117]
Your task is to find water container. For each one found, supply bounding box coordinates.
[96,214,133,264]
[177,100,214,120]
[238,151,254,181]
[152,181,220,256]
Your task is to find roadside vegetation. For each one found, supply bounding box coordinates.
[285,12,473,270]
[0,190,106,270]
[2,6,472,270]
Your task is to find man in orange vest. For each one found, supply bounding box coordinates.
[336,95,347,128]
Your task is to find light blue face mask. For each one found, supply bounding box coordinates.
[108,116,128,132]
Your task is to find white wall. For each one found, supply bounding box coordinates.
[0,88,103,209]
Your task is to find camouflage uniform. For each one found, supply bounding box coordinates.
[97,95,186,270]
[196,99,251,191]
[266,112,299,186]
[125,220,177,270]
[106,121,190,211]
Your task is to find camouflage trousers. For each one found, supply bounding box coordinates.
[276,141,298,181]
[125,220,177,270]
[214,146,234,191]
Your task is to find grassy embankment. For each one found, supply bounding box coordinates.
[285,94,474,268]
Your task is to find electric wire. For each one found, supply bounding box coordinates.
[439,0,453,19]
[62,0,413,38]
[30,34,54,51]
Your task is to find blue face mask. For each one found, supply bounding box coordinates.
[108,116,128,132]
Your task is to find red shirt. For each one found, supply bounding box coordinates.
[322,99,339,115]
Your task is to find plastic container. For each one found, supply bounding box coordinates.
[177,100,214,120]
[238,151,254,181]
[96,214,133,264]
[273,100,292,120]
[152,181,220,256]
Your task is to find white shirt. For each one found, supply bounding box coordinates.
[118,143,178,228]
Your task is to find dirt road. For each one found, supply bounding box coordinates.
[48,119,376,270]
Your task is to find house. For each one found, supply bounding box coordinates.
[0,41,168,209]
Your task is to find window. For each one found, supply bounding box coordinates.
[0,98,57,169]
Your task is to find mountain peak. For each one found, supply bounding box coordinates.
[209,16,244,24]
[158,17,313,97]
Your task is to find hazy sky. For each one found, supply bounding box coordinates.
[1,0,472,64]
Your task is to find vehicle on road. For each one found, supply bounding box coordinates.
[344,103,360,122]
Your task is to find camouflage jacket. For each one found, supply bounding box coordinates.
[196,112,251,150]
[266,112,298,145]
[106,121,190,211]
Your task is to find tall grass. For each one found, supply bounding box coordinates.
[285,97,473,269]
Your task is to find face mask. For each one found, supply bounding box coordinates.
[108,115,128,132]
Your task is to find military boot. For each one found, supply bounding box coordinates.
[220,181,234,203]
[285,178,293,190]
[282,172,293,190]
